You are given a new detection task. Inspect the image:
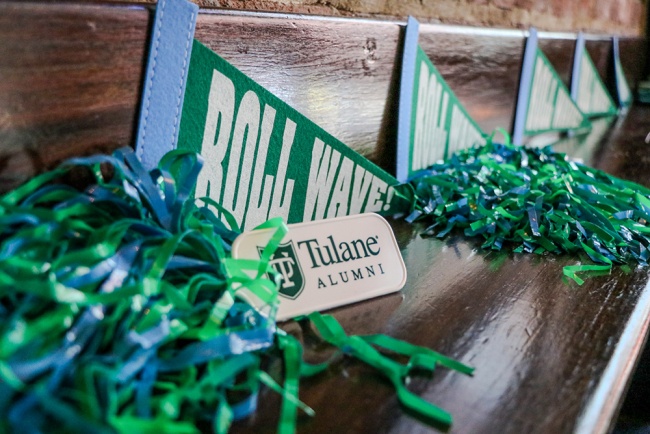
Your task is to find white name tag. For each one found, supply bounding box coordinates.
[231,213,407,321]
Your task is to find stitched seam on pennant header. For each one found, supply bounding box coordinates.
[138,0,167,159]
[172,11,195,148]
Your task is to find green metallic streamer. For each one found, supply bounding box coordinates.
[409,134,650,284]
[0,148,472,433]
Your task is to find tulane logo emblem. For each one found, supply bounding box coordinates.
[258,241,305,299]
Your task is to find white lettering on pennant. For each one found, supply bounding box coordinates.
[268,119,296,224]
[224,90,260,225]
[578,55,611,114]
[304,138,341,221]
[196,70,234,206]
[244,104,275,229]
[577,55,593,111]
[349,165,373,215]
[413,61,429,172]
[364,175,388,213]
[616,60,631,104]
[448,105,485,156]
[197,69,296,229]
[304,139,388,221]
[552,89,583,129]
[526,56,557,132]
[328,156,354,218]
[412,61,449,172]
[424,71,448,168]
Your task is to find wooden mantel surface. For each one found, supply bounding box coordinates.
[234,105,650,434]
[1,2,650,433]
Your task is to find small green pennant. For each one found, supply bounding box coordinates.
[513,29,591,145]
[397,18,486,183]
[525,48,592,135]
[408,46,486,176]
[571,34,617,118]
[178,41,412,230]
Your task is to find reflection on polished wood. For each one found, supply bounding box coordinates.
[0,3,649,433]
[0,3,645,192]
[233,107,650,434]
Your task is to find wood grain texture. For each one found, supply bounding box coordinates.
[0,1,150,192]
[193,12,404,173]
[1,4,645,195]
[538,36,576,85]
[418,26,525,136]
[617,37,648,93]
[231,105,650,434]
[585,39,614,82]
[0,5,649,432]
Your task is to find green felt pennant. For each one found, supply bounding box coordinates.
[178,40,414,230]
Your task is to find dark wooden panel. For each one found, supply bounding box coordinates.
[538,35,576,86]
[532,35,646,102]
[1,3,650,434]
[0,1,150,192]
[232,105,650,434]
[0,4,646,195]
[585,39,614,82]
[618,37,648,90]
[193,12,404,174]
[592,108,650,185]
[418,26,525,135]
[585,37,647,102]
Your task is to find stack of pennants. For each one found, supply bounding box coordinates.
[135,5,633,226]
[512,29,632,148]
[396,22,630,181]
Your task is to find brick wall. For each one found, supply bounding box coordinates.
[128,0,647,36]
